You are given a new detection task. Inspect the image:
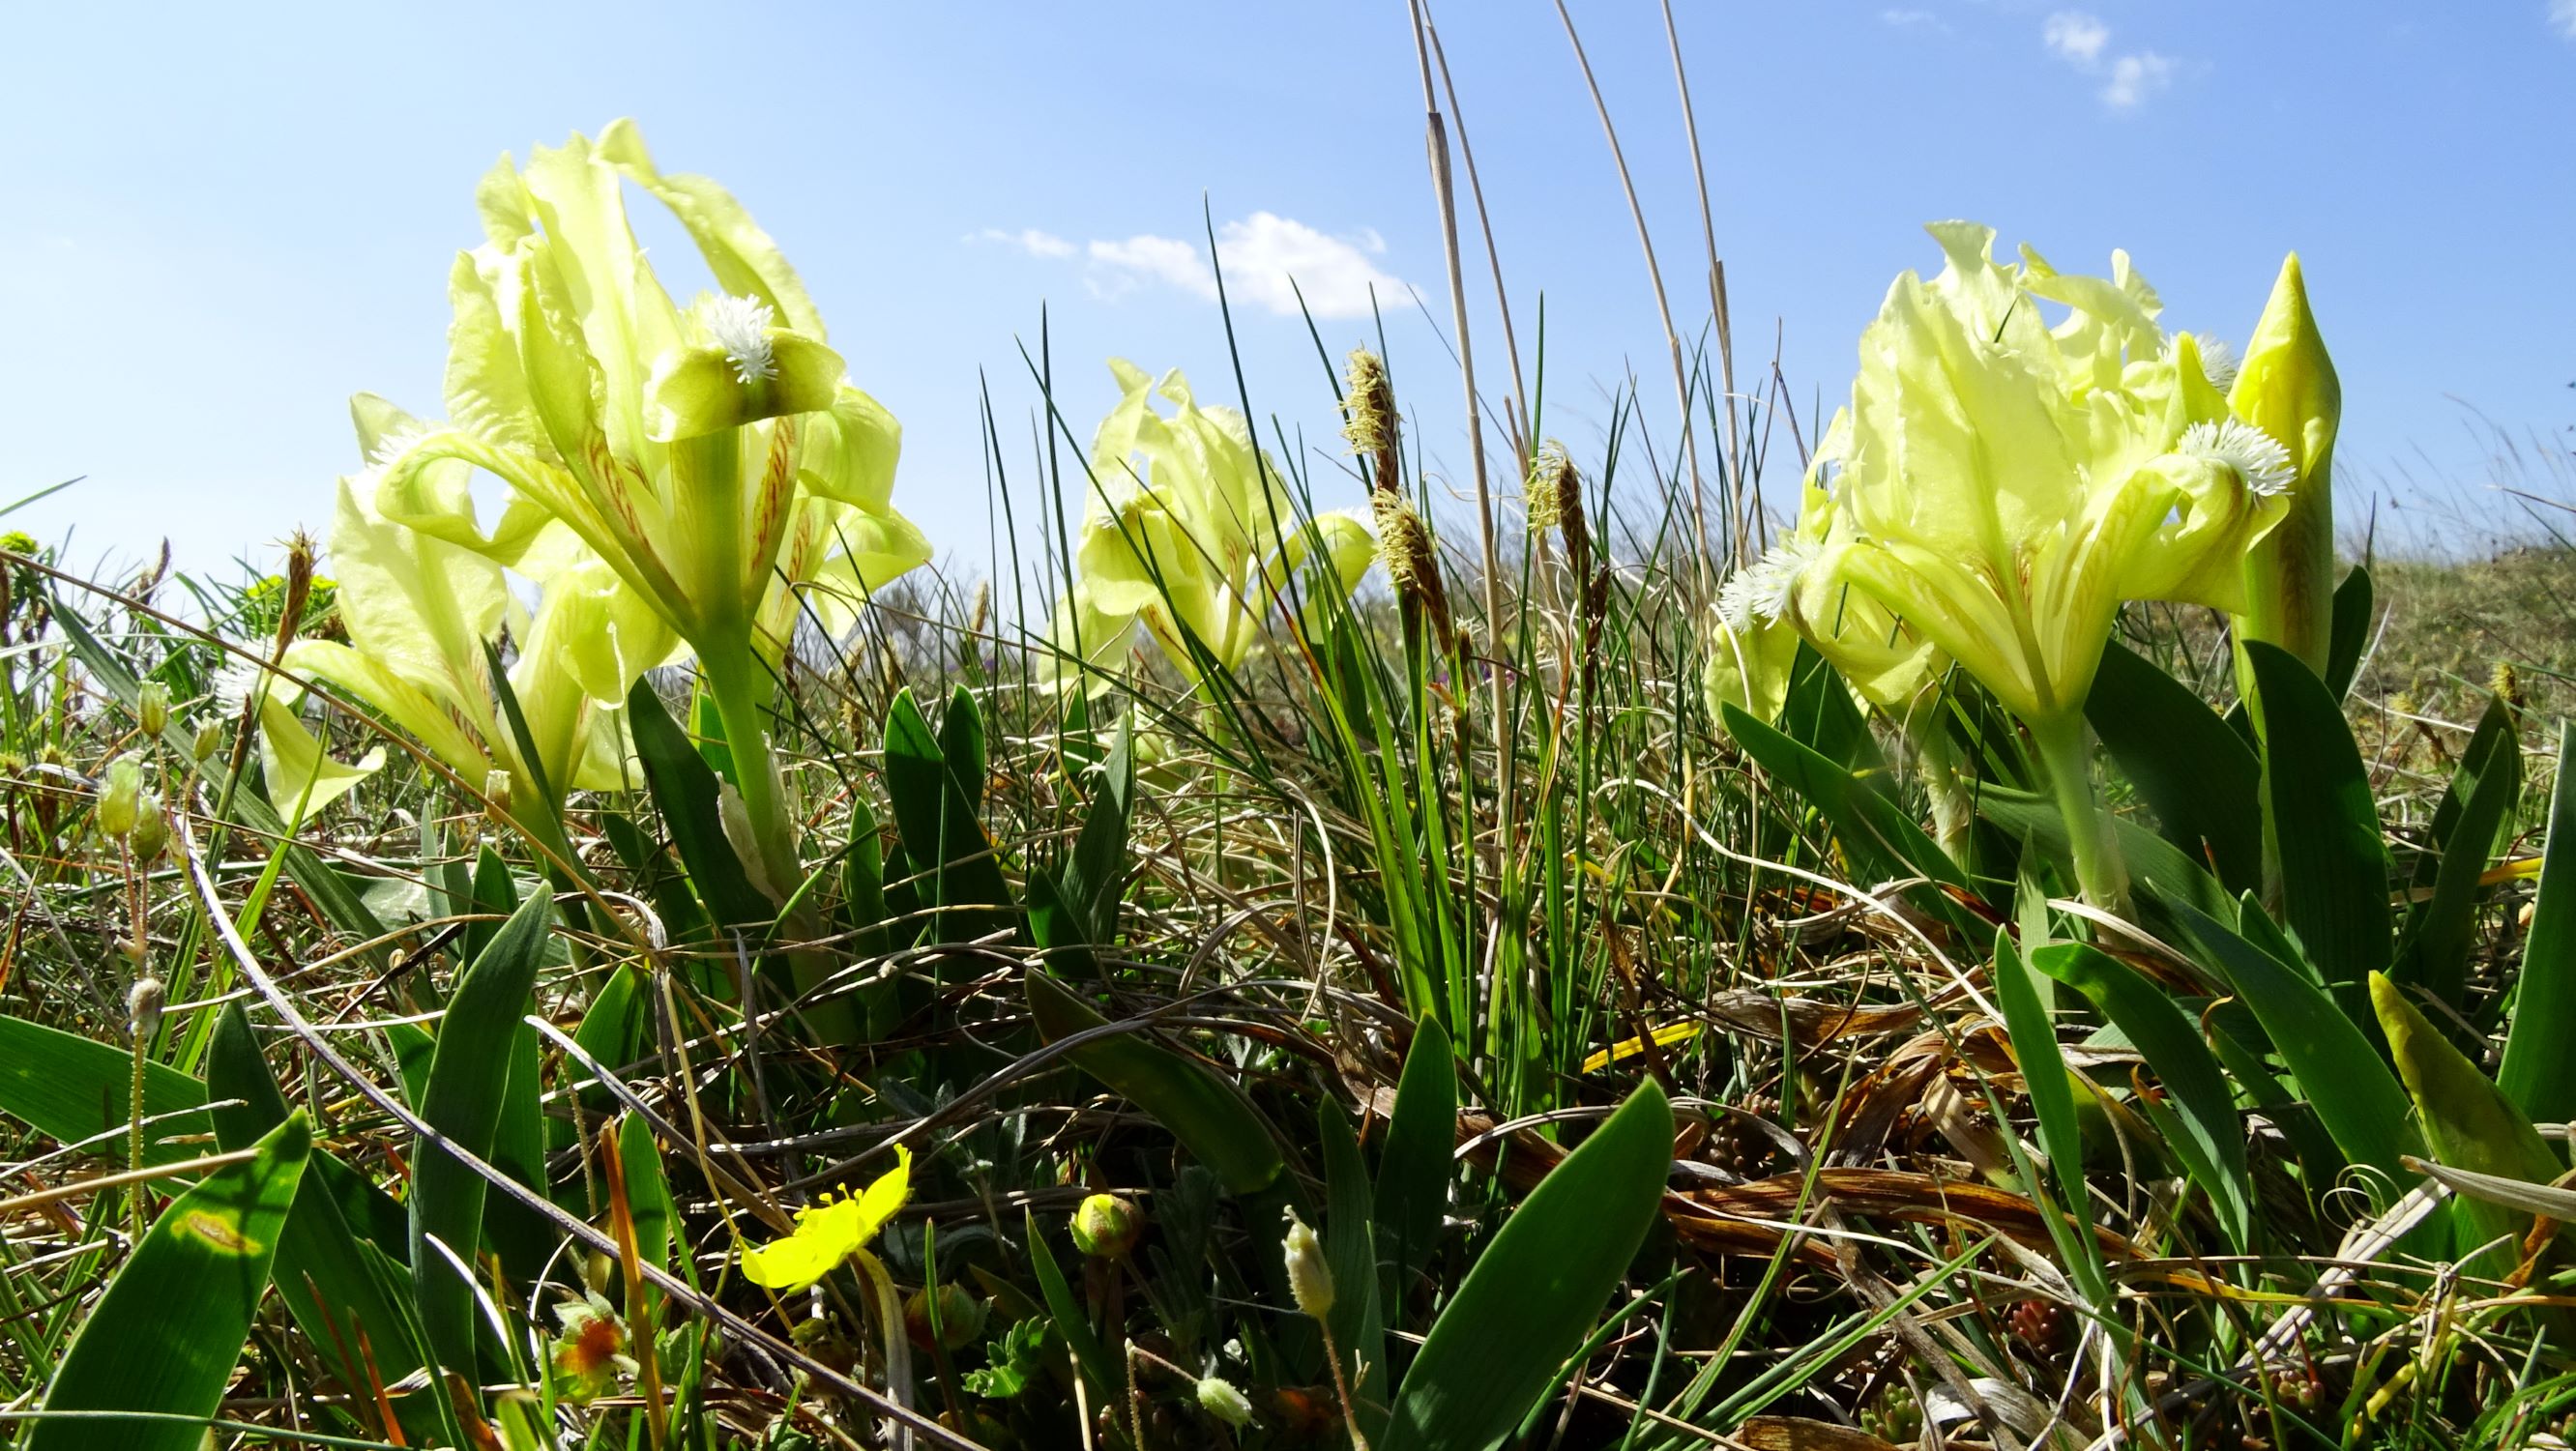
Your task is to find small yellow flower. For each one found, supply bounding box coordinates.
[741,1146,912,1292]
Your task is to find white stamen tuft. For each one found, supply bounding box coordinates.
[702,295,777,385]
[1716,535,1821,631]
[2196,337,2240,393]
[2181,419,2296,498]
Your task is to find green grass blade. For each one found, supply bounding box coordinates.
[2373,972,2564,1274]
[1382,1080,1673,1451]
[1319,1099,1390,1443]
[33,1114,311,1451]
[884,685,1016,943]
[2324,563,2375,702]
[625,677,772,926]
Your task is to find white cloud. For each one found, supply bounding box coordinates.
[995,212,1407,320]
[2042,11,2109,64]
[2042,12,2180,110]
[1880,8,1945,30]
[2553,0,2576,39]
[969,227,1075,259]
[1086,234,1216,302]
[2100,51,2176,108]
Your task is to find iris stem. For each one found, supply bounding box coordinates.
[699,649,805,903]
[2031,712,2126,911]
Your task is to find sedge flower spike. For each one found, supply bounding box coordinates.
[740,1146,912,1293]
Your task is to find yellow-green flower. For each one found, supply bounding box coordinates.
[741,1146,912,1293]
[1053,362,1373,691]
[1808,222,2288,730]
[2226,253,2340,688]
[355,121,929,891]
[277,397,662,834]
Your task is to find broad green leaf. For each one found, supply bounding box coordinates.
[0,1014,209,1166]
[1992,933,2091,1245]
[885,686,1016,944]
[2373,972,2564,1274]
[1382,1081,1673,1451]
[2499,723,2576,1127]
[2176,901,2411,1191]
[1776,641,1875,770]
[2086,641,2263,893]
[626,677,772,926]
[1061,713,1134,947]
[207,1004,423,1386]
[410,890,553,1377]
[2247,641,2392,1014]
[34,1114,311,1451]
[2034,943,2254,1251]
[616,1112,676,1274]
[1319,1099,1390,1443]
[1025,972,1282,1195]
[1375,1018,1456,1302]
[2324,564,2374,702]
[2392,695,2520,1009]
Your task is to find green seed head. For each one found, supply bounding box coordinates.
[1196,1376,1257,1429]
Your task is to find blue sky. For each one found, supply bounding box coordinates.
[4,1,2570,581]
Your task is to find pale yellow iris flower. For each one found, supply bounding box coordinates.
[1052,362,1374,692]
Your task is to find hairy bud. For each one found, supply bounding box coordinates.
[1282,1208,1333,1320]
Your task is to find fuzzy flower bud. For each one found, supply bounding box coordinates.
[190,716,221,764]
[1069,1193,1143,1260]
[126,976,164,1043]
[903,1283,988,1352]
[97,753,145,839]
[129,791,167,862]
[135,682,171,740]
[1281,1208,1333,1320]
[1197,1376,1257,1429]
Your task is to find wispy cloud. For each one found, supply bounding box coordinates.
[2101,51,2176,108]
[2042,11,2109,64]
[2552,0,2576,40]
[968,227,1075,259]
[2043,11,2178,110]
[979,212,1409,319]
[1880,9,1947,32]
